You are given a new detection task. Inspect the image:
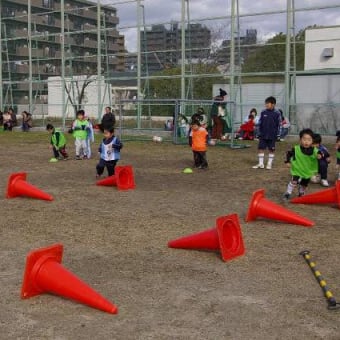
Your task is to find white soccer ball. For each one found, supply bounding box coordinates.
[208,139,216,146]
[153,136,163,143]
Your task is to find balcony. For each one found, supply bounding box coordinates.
[84,39,97,49]
[16,47,44,58]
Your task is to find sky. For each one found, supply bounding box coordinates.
[102,0,340,51]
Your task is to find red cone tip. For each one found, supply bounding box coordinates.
[21,244,118,314]
[291,180,340,208]
[6,172,53,201]
[246,188,314,227]
[168,213,245,262]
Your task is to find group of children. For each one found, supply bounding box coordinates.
[250,96,339,198]
[47,109,122,177]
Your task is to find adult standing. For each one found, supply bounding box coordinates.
[100,106,116,132]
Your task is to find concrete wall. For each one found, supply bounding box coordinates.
[305,27,340,70]
[47,76,112,119]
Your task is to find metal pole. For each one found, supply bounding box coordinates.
[61,0,66,128]
[136,0,142,129]
[300,250,339,310]
[284,0,292,119]
[97,0,102,121]
[229,0,236,143]
[236,0,242,122]
[0,5,3,111]
[28,0,33,114]
[181,0,186,103]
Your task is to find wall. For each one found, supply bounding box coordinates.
[305,26,340,70]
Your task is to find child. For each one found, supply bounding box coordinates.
[336,131,340,180]
[278,109,290,141]
[252,96,281,170]
[311,133,330,187]
[3,111,13,131]
[235,113,255,140]
[69,110,90,160]
[96,127,123,178]
[85,116,95,158]
[189,120,208,169]
[284,128,321,199]
[22,111,33,132]
[46,124,68,161]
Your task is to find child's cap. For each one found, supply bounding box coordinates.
[46,123,54,130]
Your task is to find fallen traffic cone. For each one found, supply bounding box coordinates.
[291,181,340,208]
[96,165,135,190]
[6,172,53,201]
[168,214,245,261]
[21,244,118,314]
[245,189,314,227]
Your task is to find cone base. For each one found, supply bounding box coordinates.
[245,189,264,222]
[6,173,27,198]
[217,214,245,261]
[21,244,63,299]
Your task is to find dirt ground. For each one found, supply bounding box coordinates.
[0,132,339,340]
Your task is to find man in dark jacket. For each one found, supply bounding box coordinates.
[100,106,116,132]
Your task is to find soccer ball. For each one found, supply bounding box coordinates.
[220,135,227,141]
[208,139,216,146]
[153,136,163,143]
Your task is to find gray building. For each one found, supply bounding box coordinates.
[1,0,125,109]
[141,23,211,73]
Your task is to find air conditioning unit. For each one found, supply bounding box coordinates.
[322,48,334,58]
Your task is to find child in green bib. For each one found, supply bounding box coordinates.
[46,124,69,161]
[284,128,321,199]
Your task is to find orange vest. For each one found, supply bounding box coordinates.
[192,127,208,151]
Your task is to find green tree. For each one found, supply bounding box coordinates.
[147,63,223,100]
[242,28,310,73]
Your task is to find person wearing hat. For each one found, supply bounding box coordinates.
[209,88,231,140]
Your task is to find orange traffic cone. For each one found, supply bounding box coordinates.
[6,172,53,201]
[21,244,118,314]
[291,181,340,208]
[245,189,314,227]
[96,165,135,190]
[168,214,245,261]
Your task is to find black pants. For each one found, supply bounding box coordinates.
[318,159,328,180]
[292,176,310,187]
[193,151,208,168]
[53,146,68,159]
[96,158,118,176]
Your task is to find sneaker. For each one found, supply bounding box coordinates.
[57,156,64,161]
[198,165,208,170]
[83,155,88,160]
[252,164,264,169]
[75,155,82,160]
[283,192,291,200]
[96,174,101,179]
[298,190,305,197]
[266,164,272,170]
[311,175,321,184]
[63,156,69,161]
[320,179,329,187]
[280,138,285,142]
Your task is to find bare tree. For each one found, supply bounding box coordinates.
[64,74,95,116]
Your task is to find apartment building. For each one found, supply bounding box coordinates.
[1,0,125,108]
[141,23,211,73]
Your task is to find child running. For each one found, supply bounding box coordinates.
[96,127,123,178]
[46,124,69,161]
[189,120,208,169]
[311,133,330,187]
[284,128,321,199]
[252,96,281,170]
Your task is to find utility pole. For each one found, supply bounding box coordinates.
[285,0,292,120]
[136,0,142,128]
[97,0,102,120]
[61,0,66,127]
[28,0,33,114]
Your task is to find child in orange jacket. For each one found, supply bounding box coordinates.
[189,120,208,169]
